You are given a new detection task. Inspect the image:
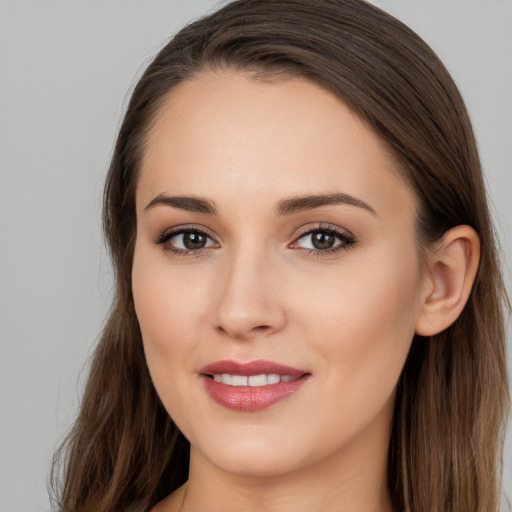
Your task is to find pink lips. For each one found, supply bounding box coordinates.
[199,359,311,412]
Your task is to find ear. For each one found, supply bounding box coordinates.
[415,225,480,336]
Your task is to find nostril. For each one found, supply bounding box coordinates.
[215,324,270,336]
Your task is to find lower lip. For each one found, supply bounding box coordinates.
[201,375,310,412]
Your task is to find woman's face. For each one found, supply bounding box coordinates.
[132,71,428,477]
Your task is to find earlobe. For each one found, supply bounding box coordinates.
[415,225,480,336]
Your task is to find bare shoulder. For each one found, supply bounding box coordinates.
[149,484,188,512]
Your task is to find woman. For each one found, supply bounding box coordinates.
[51,1,510,511]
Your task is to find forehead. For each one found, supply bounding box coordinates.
[136,71,416,221]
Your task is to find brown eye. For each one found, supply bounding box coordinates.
[297,229,342,251]
[162,229,217,252]
[181,231,207,250]
[310,231,336,250]
[293,227,356,254]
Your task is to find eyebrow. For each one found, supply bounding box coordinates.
[275,193,377,216]
[144,194,218,214]
[144,192,376,216]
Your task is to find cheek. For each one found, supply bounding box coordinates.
[294,242,422,399]
[277,247,422,454]
[131,243,207,374]
[131,244,214,436]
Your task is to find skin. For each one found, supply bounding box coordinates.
[132,71,476,511]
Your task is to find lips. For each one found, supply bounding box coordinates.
[199,359,311,412]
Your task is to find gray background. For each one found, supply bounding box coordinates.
[0,1,510,510]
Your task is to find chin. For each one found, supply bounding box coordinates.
[193,432,312,478]
[210,452,305,478]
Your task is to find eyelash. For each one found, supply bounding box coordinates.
[152,223,357,257]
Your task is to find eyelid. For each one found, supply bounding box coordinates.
[292,222,355,241]
[152,224,216,243]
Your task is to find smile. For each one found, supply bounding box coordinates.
[199,360,311,411]
[210,374,300,386]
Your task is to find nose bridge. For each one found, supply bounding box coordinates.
[214,239,285,339]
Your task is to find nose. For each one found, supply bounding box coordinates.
[214,247,287,340]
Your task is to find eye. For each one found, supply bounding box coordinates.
[153,227,219,255]
[291,225,356,254]
[170,230,215,250]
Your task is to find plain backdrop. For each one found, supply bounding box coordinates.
[0,1,510,510]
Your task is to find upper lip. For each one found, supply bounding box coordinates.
[199,359,309,377]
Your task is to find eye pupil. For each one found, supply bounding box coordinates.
[183,231,206,250]
[312,231,336,250]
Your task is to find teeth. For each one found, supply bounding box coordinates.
[212,373,299,386]
[221,373,232,385]
[267,374,280,384]
[231,375,248,386]
[248,374,267,386]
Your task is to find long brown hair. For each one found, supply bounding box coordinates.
[51,1,510,511]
